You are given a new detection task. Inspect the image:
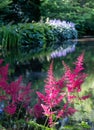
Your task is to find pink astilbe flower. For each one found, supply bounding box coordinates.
[17,82,32,106]
[37,53,90,127]
[67,92,76,102]
[57,103,77,118]
[0,59,3,65]
[3,78,32,115]
[41,104,56,127]
[37,61,65,110]
[37,61,66,126]
[33,103,43,118]
[80,94,91,100]
[44,61,56,86]
[0,60,9,80]
[6,76,23,102]
[0,78,8,90]
[33,98,43,118]
[41,104,56,117]
[5,103,17,115]
[0,64,9,80]
[62,53,87,93]
[0,59,33,118]
[0,95,7,101]
[74,53,84,73]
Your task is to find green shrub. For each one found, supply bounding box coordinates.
[0,23,56,71]
[0,22,77,64]
[40,0,94,36]
[18,23,56,53]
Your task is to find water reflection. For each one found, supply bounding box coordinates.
[50,40,77,58]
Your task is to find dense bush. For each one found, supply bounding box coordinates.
[0,0,41,24]
[0,21,77,67]
[40,0,94,36]
[19,23,56,53]
[47,19,78,42]
[0,23,56,68]
[0,0,12,25]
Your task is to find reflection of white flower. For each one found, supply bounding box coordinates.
[50,41,77,59]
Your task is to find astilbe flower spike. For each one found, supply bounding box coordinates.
[0,59,9,102]
[0,59,33,116]
[37,53,90,127]
[62,53,87,94]
[37,61,66,127]
[0,59,9,80]
[5,77,32,114]
[37,61,65,108]
[5,103,17,115]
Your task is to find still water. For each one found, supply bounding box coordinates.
[19,37,94,84]
[1,37,94,82]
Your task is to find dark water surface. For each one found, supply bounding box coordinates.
[1,37,94,84]
[18,37,94,85]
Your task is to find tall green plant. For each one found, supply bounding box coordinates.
[0,25,21,73]
[1,25,20,51]
[0,0,40,24]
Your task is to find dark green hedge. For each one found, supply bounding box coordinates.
[0,22,77,72]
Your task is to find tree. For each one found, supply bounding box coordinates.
[2,0,41,24]
[0,0,12,25]
[40,0,94,35]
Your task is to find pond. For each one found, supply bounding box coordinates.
[1,36,94,84]
[18,36,94,83]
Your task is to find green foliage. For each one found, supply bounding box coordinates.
[0,124,6,130]
[1,25,20,51]
[0,0,12,10]
[0,23,56,72]
[0,21,77,70]
[0,0,12,25]
[0,25,21,73]
[0,0,40,24]
[28,120,54,130]
[40,0,94,36]
[19,23,55,53]
[47,20,77,42]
